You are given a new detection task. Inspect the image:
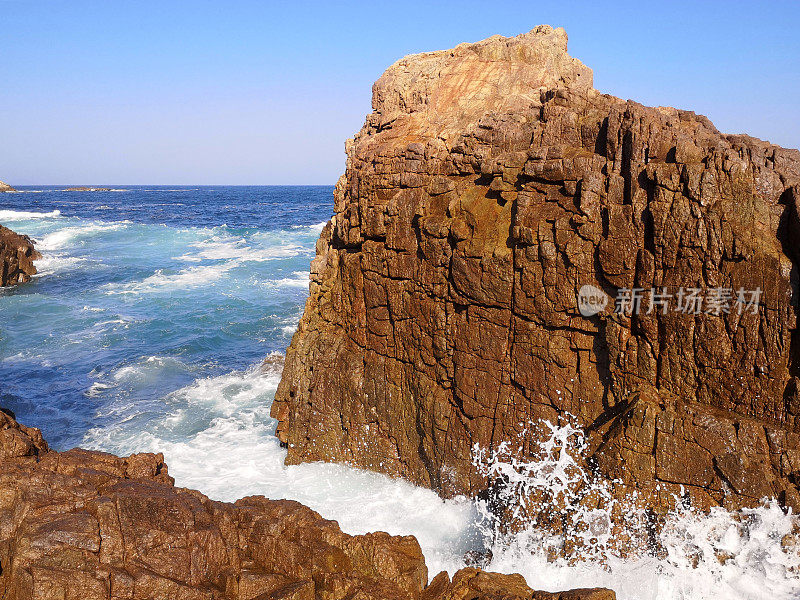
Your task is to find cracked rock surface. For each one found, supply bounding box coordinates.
[273,25,800,512]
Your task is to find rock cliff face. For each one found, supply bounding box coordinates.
[0,181,16,192]
[0,410,614,599]
[0,225,40,286]
[273,26,800,512]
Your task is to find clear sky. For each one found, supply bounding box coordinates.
[1,0,798,185]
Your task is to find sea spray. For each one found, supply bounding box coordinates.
[471,418,800,599]
[472,418,652,563]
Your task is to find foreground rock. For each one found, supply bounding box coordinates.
[273,25,800,513]
[0,224,40,286]
[0,410,615,599]
[0,180,16,192]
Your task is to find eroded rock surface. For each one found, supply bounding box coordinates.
[0,410,615,600]
[0,224,40,286]
[0,180,16,192]
[273,25,800,512]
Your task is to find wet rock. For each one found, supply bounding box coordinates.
[273,25,800,513]
[0,225,40,286]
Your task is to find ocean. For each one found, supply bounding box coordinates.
[0,186,797,600]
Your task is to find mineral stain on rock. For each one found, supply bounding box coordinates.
[273,25,800,513]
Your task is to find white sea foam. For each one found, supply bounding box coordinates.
[265,271,310,289]
[104,263,235,294]
[38,222,128,250]
[34,253,90,276]
[308,220,329,232]
[176,234,305,263]
[110,356,192,384]
[0,209,61,220]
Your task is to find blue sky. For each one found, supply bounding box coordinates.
[1,0,798,185]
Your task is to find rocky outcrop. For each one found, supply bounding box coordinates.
[273,25,800,513]
[0,180,16,192]
[0,225,40,286]
[0,409,615,599]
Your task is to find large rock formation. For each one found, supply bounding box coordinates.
[0,409,615,599]
[0,225,40,286]
[273,26,800,513]
[0,180,16,192]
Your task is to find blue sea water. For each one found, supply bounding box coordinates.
[0,186,797,600]
[0,186,332,448]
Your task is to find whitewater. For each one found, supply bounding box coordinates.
[0,186,797,600]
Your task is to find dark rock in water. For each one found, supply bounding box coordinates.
[0,225,40,286]
[0,409,615,599]
[0,180,16,192]
[272,25,800,514]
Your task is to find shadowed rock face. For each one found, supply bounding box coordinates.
[272,25,800,512]
[0,225,40,286]
[0,411,615,599]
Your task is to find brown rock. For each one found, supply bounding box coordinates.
[0,180,16,192]
[0,224,40,286]
[272,25,800,514]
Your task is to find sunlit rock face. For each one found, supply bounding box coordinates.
[273,25,800,512]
